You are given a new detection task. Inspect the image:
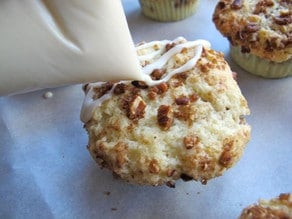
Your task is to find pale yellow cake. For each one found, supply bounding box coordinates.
[81,37,251,187]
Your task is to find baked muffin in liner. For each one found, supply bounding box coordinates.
[81,37,251,187]
[213,0,292,78]
[139,0,199,22]
[231,46,292,78]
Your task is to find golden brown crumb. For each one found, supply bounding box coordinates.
[239,193,292,219]
[157,105,174,130]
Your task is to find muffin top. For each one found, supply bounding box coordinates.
[239,193,292,219]
[213,0,292,62]
[81,37,251,186]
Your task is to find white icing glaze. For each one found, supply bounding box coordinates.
[80,38,211,123]
[136,40,169,51]
[141,45,203,86]
[80,82,117,123]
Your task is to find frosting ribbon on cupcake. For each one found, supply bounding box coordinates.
[81,37,210,123]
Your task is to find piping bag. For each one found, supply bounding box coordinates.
[0,0,143,96]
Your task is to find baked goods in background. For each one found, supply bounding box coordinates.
[213,0,291,78]
[81,37,251,187]
[138,0,199,22]
[239,193,292,219]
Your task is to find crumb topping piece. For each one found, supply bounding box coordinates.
[157,105,174,130]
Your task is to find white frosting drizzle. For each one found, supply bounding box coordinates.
[136,40,169,50]
[80,82,117,123]
[141,45,203,86]
[80,38,211,123]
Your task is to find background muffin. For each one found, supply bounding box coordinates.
[139,0,199,22]
[81,37,251,187]
[239,193,292,219]
[213,0,292,78]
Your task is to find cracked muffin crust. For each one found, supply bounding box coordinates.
[239,193,292,219]
[213,0,292,78]
[81,37,251,187]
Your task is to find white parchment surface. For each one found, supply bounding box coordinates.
[0,1,291,218]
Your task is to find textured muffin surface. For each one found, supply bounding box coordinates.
[213,0,292,62]
[82,38,251,186]
[239,193,292,219]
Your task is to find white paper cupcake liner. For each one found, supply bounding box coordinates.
[139,0,199,22]
[230,46,291,79]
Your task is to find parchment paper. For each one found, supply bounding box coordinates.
[0,1,291,218]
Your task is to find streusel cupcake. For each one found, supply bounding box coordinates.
[139,0,199,22]
[213,0,291,78]
[81,37,251,187]
[239,193,292,219]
